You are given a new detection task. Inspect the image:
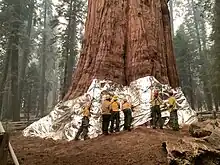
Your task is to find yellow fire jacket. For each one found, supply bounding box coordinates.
[111,101,120,112]
[101,100,111,115]
[122,102,131,110]
[168,96,177,112]
[82,106,90,117]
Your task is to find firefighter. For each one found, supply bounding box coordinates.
[167,91,179,131]
[101,95,112,135]
[150,90,163,129]
[110,95,120,133]
[122,98,132,131]
[74,102,91,141]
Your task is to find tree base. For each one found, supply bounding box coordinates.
[23,76,197,141]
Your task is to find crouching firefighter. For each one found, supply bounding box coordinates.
[122,98,132,131]
[74,102,91,141]
[110,95,120,133]
[150,90,163,129]
[167,91,179,131]
[101,95,112,135]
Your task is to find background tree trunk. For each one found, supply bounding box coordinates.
[191,0,213,111]
[10,0,22,121]
[18,0,34,113]
[64,0,179,101]
[67,2,77,95]
[212,0,220,111]
[39,0,47,117]
[0,40,11,118]
[61,0,77,99]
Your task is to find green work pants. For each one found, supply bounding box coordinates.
[169,110,179,131]
[123,109,132,131]
[151,105,163,129]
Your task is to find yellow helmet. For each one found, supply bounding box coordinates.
[113,95,118,100]
[105,95,110,100]
[123,98,127,102]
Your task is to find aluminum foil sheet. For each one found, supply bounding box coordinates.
[23,76,197,141]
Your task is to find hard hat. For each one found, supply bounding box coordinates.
[113,95,118,100]
[105,95,110,100]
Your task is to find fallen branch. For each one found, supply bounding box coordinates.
[0,133,9,165]
[0,122,19,165]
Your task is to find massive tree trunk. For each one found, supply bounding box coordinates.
[64,0,179,101]
[169,0,174,38]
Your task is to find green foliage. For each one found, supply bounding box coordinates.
[0,0,88,119]
[173,0,216,110]
[174,25,196,107]
[55,0,87,58]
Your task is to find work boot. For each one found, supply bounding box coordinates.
[115,129,120,132]
[103,132,109,135]
[84,136,90,140]
[74,138,79,141]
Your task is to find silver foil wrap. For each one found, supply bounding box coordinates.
[23,76,197,141]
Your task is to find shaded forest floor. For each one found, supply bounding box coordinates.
[8,126,190,165]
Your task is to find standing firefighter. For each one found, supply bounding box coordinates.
[74,102,91,141]
[167,91,179,131]
[122,98,132,131]
[110,95,120,133]
[150,90,163,129]
[101,95,112,135]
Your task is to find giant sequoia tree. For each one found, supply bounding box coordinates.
[64,0,179,101]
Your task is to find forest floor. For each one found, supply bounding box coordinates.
[8,126,190,165]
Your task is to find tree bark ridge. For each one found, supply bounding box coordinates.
[64,0,179,101]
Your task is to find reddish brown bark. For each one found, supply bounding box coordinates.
[64,0,179,101]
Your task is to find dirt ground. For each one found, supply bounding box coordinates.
[8,126,190,165]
